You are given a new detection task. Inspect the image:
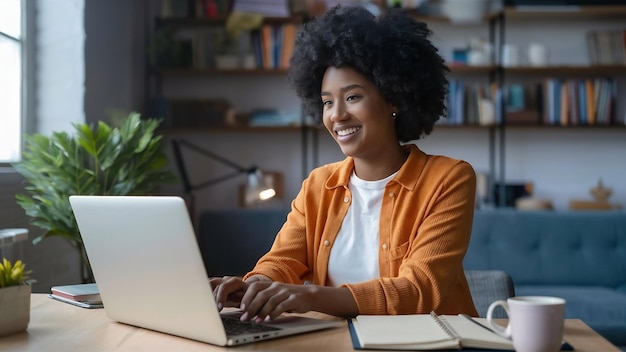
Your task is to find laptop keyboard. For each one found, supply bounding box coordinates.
[221,316,281,335]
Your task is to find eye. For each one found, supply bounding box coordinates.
[322,99,332,107]
[346,94,360,102]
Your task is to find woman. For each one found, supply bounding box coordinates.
[212,5,478,323]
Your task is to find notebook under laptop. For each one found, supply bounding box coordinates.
[69,195,339,346]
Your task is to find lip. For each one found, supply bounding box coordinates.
[333,125,361,136]
[333,125,361,143]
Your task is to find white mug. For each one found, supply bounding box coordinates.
[487,296,565,352]
[501,44,519,67]
[468,50,488,66]
[528,43,548,67]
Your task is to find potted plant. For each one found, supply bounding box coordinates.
[13,112,177,283]
[0,258,32,336]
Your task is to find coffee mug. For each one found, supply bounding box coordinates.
[487,296,565,352]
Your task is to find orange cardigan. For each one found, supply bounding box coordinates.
[245,144,478,316]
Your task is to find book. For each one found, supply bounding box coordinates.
[48,293,104,309]
[279,23,297,69]
[50,283,101,304]
[348,311,514,350]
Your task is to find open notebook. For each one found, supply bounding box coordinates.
[348,312,514,350]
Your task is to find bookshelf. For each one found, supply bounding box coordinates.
[497,5,625,128]
[420,5,626,205]
[492,5,626,206]
[145,2,626,209]
[148,9,302,127]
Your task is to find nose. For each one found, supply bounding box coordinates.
[327,102,348,122]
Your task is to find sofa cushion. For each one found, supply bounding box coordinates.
[465,210,626,287]
[516,285,626,345]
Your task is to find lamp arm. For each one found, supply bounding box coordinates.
[171,138,193,194]
[174,138,248,173]
[192,170,246,191]
[171,138,258,194]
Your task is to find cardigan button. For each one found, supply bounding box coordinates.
[324,240,330,246]
[344,197,349,203]
[382,243,387,250]
[388,192,395,198]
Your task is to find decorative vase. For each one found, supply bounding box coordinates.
[0,284,31,336]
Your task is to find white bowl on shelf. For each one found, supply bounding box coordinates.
[441,0,491,24]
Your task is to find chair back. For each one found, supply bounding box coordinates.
[465,270,515,318]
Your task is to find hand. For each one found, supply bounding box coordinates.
[213,276,359,321]
[239,281,315,323]
[211,276,247,311]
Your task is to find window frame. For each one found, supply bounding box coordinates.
[0,0,33,167]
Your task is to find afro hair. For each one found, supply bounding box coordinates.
[287,5,449,142]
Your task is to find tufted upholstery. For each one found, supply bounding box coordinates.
[464,209,626,348]
[465,270,515,318]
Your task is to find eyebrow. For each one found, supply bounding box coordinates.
[320,84,364,96]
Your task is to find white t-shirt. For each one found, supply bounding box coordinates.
[327,171,397,286]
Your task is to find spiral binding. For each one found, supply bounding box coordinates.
[430,311,461,340]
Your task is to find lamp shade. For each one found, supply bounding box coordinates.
[245,169,276,205]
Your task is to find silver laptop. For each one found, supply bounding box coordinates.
[69,195,339,346]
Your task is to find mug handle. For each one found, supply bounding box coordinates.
[486,300,512,339]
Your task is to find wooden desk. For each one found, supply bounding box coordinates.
[0,295,620,351]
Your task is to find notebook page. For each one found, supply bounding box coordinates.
[353,314,456,346]
[439,315,514,350]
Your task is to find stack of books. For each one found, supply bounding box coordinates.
[48,283,103,309]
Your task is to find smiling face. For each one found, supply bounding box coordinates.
[321,66,398,162]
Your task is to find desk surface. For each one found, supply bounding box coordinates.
[0,294,620,351]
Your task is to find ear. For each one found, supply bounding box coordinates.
[390,104,398,116]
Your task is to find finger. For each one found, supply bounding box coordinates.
[261,285,312,321]
[209,277,223,290]
[215,277,247,310]
[253,297,289,323]
[210,275,239,292]
[239,281,273,320]
[242,282,295,322]
[266,295,295,321]
[259,289,303,321]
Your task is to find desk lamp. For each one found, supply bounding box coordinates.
[171,138,276,221]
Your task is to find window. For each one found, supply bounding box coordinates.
[0,0,22,163]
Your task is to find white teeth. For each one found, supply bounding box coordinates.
[337,127,360,136]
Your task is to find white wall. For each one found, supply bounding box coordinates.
[35,0,85,133]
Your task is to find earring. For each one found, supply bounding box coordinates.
[391,111,397,119]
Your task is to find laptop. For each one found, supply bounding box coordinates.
[68,195,340,346]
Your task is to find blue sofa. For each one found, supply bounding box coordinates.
[198,208,626,349]
[465,209,626,350]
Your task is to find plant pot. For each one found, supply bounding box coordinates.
[0,284,31,336]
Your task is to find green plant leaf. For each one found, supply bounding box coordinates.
[12,112,177,282]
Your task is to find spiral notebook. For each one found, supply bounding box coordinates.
[348,312,515,350]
